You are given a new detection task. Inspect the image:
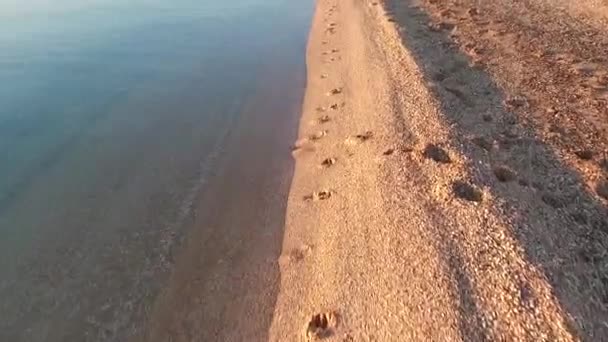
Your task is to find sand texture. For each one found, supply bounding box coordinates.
[269,0,608,340]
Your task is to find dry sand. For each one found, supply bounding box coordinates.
[270,0,608,340]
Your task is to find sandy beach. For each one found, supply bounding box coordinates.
[269,0,608,340]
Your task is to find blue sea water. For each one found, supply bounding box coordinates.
[0,0,312,340]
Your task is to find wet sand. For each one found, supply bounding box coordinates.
[135,60,306,342]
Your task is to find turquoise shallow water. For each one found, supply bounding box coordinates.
[0,0,312,340]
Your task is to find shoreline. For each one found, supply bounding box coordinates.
[134,59,308,341]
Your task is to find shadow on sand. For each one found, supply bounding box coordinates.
[382,0,608,339]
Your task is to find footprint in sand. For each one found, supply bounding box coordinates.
[596,180,608,200]
[466,7,479,16]
[423,143,451,163]
[492,165,517,182]
[574,149,594,160]
[431,70,448,82]
[292,130,329,153]
[344,131,373,146]
[352,131,374,142]
[428,21,456,32]
[321,157,336,167]
[292,138,317,156]
[279,244,313,265]
[452,181,483,202]
[443,85,473,106]
[310,130,329,141]
[318,115,331,124]
[304,190,332,201]
[327,88,343,96]
[383,148,395,156]
[570,62,600,77]
[592,73,608,87]
[305,312,339,340]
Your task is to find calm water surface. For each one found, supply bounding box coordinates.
[0,0,312,340]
